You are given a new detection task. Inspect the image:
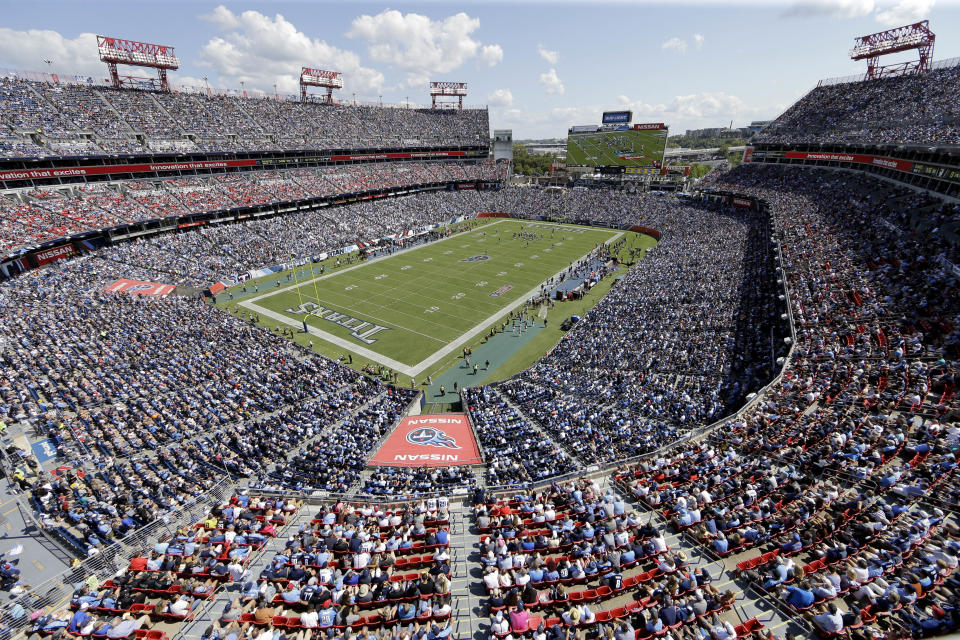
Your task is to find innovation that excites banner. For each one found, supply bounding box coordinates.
[602,110,633,124]
[0,160,259,181]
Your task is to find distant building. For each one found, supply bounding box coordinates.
[493,129,513,162]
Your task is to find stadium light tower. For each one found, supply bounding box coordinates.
[300,67,343,103]
[97,36,179,91]
[849,21,935,80]
[429,81,467,109]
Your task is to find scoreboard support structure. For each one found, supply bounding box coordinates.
[300,68,343,103]
[849,21,935,80]
[429,82,467,109]
[97,36,179,91]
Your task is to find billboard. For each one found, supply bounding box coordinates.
[567,125,668,168]
[368,414,482,467]
[602,110,632,124]
[34,244,75,266]
[0,160,258,182]
[634,123,666,130]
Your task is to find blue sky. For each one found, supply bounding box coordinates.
[2,0,958,138]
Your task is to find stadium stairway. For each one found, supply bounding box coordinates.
[447,497,489,640]
[176,503,310,640]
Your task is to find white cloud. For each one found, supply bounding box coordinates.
[0,29,103,80]
[784,0,876,18]
[875,0,935,24]
[198,5,384,98]
[668,92,747,119]
[347,10,502,87]
[479,44,504,67]
[693,34,705,49]
[785,0,934,22]
[537,45,559,65]
[539,68,565,95]
[487,88,514,107]
[661,37,688,53]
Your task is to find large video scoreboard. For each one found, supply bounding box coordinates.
[566,122,668,169]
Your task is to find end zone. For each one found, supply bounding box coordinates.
[368,414,482,467]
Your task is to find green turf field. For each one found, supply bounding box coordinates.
[236,219,621,375]
[566,128,667,167]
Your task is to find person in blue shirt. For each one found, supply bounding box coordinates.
[762,560,790,590]
[68,605,91,634]
[318,601,337,628]
[399,602,417,621]
[711,535,729,554]
[782,584,815,610]
[281,584,301,604]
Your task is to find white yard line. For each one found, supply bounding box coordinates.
[239,221,624,377]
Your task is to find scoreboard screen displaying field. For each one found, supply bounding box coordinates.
[566,125,668,168]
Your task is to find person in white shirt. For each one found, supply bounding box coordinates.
[491,611,509,634]
[168,596,192,617]
[227,560,246,582]
[812,603,844,634]
[652,534,668,553]
[483,569,500,591]
[300,609,319,628]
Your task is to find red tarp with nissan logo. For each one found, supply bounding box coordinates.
[104,279,176,297]
[369,414,482,467]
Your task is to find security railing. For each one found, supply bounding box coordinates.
[0,477,234,635]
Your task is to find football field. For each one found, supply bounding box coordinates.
[237,219,621,376]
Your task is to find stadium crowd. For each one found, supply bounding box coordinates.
[464,190,788,482]
[2,57,960,640]
[754,62,960,145]
[0,161,505,258]
[0,78,489,157]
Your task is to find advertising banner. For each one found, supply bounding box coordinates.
[633,123,666,130]
[369,414,482,467]
[34,244,75,266]
[326,151,466,162]
[780,151,914,172]
[0,159,259,182]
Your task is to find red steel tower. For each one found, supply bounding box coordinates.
[97,36,179,91]
[429,82,468,109]
[300,67,343,103]
[849,21,935,80]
